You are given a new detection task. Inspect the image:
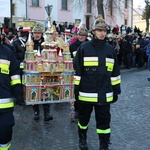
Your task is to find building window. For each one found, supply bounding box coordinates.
[32,0,39,7]
[12,23,16,28]
[125,0,128,8]
[87,0,92,13]
[124,19,127,25]
[12,4,15,15]
[62,0,67,10]
[108,0,113,16]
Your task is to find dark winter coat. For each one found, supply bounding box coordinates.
[70,39,88,58]
[12,38,26,63]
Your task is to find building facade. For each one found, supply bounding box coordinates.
[133,7,147,32]
[0,0,133,31]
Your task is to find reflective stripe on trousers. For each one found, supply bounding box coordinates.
[0,143,11,150]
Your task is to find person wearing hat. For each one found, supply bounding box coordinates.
[7,28,14,41]
[135,33,146,68]
[69,30,78,45]
[73,15,121,150]
[32,23,53,121]
[70,27,88,58]
[17,27,23,38]
[121,34,132,69]
[0,30,13,51]
[12,30,29,82]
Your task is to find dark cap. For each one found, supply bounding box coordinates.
[20,30,29,37]
[17,27,23,32]
[8,28,14,33]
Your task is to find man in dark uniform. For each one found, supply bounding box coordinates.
[12,30,29,82]
[73,15,121,150]
[69,27,88,121]
[0,36,24,150]
[32,23,53,121]
[7,28,14,41]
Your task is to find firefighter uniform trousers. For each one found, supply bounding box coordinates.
[0,110,15,150]
[78,103,111,138]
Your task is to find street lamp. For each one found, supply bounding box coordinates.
[10,0,13,27]
[45,4,53,34]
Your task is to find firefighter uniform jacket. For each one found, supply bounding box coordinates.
[73,38,121,105]
[0,44,23,112]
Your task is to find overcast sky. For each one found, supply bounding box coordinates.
[133,0,145,8]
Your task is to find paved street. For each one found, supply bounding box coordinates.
[11,68,150,150]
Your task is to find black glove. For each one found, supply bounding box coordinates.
[113,95,118,103]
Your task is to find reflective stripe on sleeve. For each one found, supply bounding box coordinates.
[0,98,13,104]
[106,92,113,102]
[11,75,21,85]
[0,102,14,109]
[74,75,81,85]
[20,62,24,69]
[111,75,121,85]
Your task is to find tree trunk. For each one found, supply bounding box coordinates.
[146,4,150,32]
[146,17,149,32]
[97,0,104,19]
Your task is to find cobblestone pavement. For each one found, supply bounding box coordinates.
[11,68,150,150]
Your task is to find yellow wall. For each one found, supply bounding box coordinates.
[133,9,150,32]
[133,19,150,32]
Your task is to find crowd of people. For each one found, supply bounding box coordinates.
[0,17,150,150]
[2,23,149,71]
[106,31,150,69]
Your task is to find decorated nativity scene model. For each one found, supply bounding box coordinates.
[22,23,75,105]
